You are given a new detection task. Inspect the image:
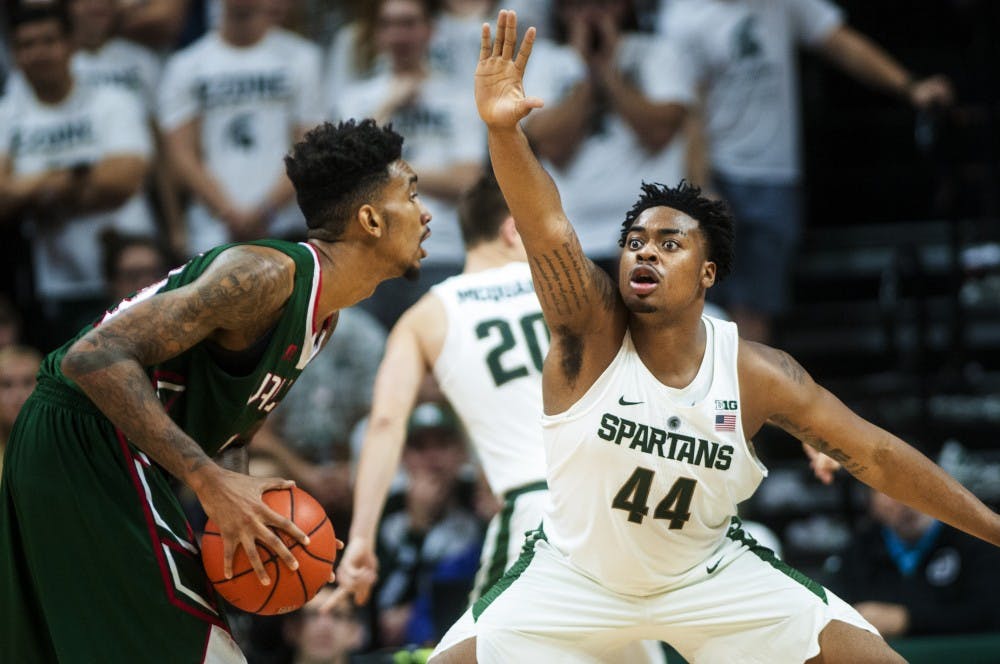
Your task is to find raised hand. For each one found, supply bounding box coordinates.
[475,9,544,130]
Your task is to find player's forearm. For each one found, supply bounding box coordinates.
[860,439,1000,548]
[487,125,566,241]
[62,346,219,490]
[820,26,912,99]
[349,421,408,543]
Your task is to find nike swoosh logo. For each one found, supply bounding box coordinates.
[618,396,643,406]
[706,558,723,574]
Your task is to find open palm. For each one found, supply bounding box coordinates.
[475,10,544,130]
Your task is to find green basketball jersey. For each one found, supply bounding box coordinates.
[40,240,336,456]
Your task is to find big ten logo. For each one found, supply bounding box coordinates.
[247,372,291,412]
[715,400,738,411]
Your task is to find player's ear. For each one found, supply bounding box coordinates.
[356,204,384,239]
[702,261,717,289]
[499,215,519,246]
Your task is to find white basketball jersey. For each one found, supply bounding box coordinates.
[431,262,549,496]
[542,316,767,595]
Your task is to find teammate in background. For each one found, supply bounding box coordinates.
[335,173,664,663]
[470,11,1000,662]
[0,119,431,663]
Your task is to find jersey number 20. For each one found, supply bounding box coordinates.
[476,312,549,386]
[612,467,697,530]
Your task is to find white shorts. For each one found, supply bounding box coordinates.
[431,482,549,657]
[432,485,666,664]
[474,529,879,664]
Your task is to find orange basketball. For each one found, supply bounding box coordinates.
[201,486,336,615]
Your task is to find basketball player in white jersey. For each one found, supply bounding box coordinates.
[334,174,665,663]
[470,11,1000,663]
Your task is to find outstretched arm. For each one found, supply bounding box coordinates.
[331,299,437,608]
[741,341,1000,548]
[61,246,312,584]
[477,11,626,407]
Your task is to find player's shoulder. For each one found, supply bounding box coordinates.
[737,338,813,395]
[399,289,447,334]
[208,243,298,284]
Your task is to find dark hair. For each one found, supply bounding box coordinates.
[9,2,72,35]
[457,172,510,249]
[284,120,404,241]
[99,229,173,284]
[619,181,735,282]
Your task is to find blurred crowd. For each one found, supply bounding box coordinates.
[1,0,997,661]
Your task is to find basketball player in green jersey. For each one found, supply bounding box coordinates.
[0,119,431,663]
[470,11,1000,662]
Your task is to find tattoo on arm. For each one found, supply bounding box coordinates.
[755,344,808,385]
[769,414,870,476]
[62,248,290,486]
[531,244,596,317]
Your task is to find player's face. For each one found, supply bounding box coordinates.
[379,160,432,280]
[618,206,715,315]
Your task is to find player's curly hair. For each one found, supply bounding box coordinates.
[284,120,404,241]
[618,180,735,283]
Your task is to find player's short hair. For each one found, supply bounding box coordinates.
[9,2,72,36]
[284,120,404,241]
[457,171,510,249]
[619,180,735,283]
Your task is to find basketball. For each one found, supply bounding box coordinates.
[201,486,337,615]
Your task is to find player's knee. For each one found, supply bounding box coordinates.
[811,620,905,664]
[428,637,477,664]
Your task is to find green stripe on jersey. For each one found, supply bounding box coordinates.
[473,526,546,621]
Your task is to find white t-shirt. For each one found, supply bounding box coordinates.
[72,38,162,113]
[541,317,767,595]
[523,36,694,260]
[661,0,843,183]
[0,82,155,300]
[431,262,549,496]
[333,70,485,266]
[159,30,323,253]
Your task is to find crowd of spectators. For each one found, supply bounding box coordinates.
[1,0,996,661]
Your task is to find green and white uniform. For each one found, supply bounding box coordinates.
[429,263,664,663]
[474,316,877,663]
[0,240,335,664]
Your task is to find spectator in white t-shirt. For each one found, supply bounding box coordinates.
[68,0,187,255]
[660,0,953,344]
[0,5,155,348]
[331,0,485,328]
[520,0,693,275]
[159,0,323,256]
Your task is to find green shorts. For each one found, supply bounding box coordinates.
[0,380,244,663]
